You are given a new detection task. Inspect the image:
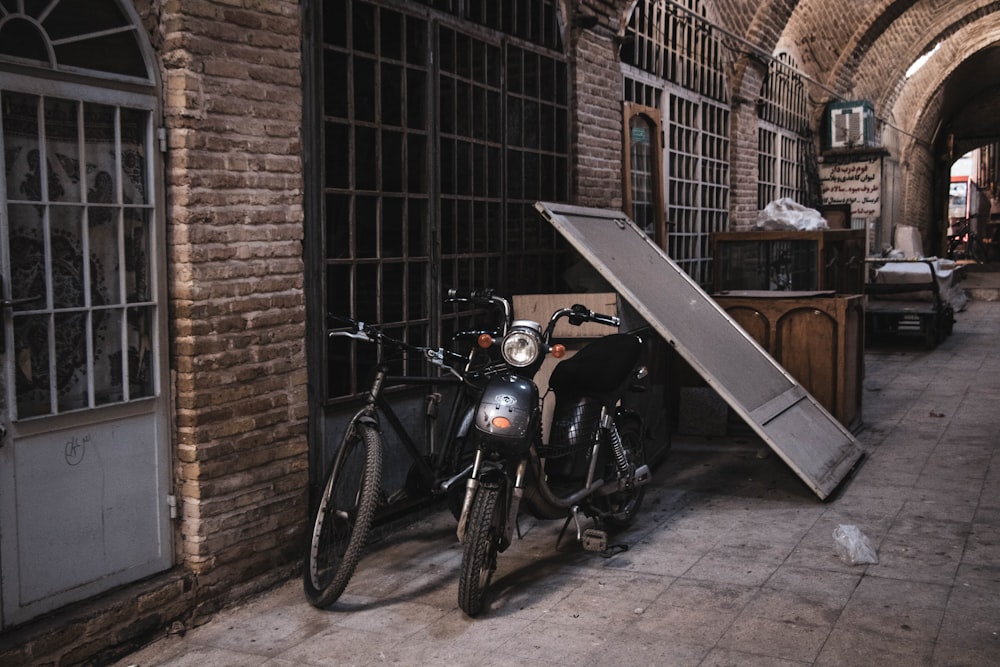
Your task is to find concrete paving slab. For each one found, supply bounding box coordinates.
[115,298,1000,667]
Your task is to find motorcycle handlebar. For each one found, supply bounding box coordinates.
[567,303,620,328]
[590,311,620,327]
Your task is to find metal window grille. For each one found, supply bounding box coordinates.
[622,0,729,103]
[321,1,434,396]
[757,52,809,208]
[2,2,158,420]
[319,0,568,400]
[621,0,730,288]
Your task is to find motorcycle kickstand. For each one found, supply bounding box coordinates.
[556,505,583,552]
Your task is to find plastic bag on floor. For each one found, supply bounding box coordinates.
[833,524,879,565]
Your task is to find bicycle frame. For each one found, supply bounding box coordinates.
[330,315,504,524]
[358,367,477,523]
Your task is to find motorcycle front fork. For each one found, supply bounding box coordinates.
[456,451,526,552]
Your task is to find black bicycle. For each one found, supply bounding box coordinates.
[303,290,511,608]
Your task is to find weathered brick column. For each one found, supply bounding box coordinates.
[160,0,308,606]
[570,5,625,209]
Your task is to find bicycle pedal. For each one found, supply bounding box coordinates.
[582,528,608,553]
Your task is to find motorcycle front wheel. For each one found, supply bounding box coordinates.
[597,418,646,528]
[303,421,382,608]
[458,481,503,617]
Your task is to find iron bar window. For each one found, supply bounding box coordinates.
[319,0,568,401]
[621,0,730,289]
[757,52,809,209]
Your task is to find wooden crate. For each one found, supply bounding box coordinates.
[712,229,866,294]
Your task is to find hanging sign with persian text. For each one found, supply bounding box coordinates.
[820,156,881,219]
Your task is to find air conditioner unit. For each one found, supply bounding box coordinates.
[826,101,876,149]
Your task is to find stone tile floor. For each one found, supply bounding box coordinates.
[117,298,1000,666]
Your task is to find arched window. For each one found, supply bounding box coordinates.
[0,0,154,83]
[621,0,730,288]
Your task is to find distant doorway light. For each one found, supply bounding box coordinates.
[906,43,940,78]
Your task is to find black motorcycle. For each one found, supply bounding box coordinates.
[946,219,987,263]
[455,302,652,616]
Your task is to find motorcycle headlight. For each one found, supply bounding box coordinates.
[501,321,543,367]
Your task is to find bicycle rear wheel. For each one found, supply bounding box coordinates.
[303,420,382,608]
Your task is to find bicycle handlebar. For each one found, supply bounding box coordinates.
[327,318,470,377]
[446,288,495,302]
[445,287,512,335]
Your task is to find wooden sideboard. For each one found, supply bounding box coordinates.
[713,291,864,431]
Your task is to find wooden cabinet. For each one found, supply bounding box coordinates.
[712,229,866,294]
[713,291,864,431]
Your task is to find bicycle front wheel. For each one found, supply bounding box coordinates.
[303,421,382,608]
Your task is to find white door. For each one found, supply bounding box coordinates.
[0,76,172,628]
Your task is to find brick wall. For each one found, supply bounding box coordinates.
[727,55,769,229]
[161,0,308,596]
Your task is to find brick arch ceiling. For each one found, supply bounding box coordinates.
[941,49,1000,157]
[604,0,1000,155]
[779,0,1000,147]
[894,23,1000,159]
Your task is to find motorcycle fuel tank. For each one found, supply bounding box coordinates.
[473,375,539,454]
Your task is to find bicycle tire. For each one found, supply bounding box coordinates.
[457,482,503,617]
[303,421,382,608]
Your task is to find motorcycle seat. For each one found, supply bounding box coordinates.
[548,333,642,397]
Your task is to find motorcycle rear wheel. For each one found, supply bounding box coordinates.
[597,418,646,528]
[458,481,503,617]
[303,421,382,608]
